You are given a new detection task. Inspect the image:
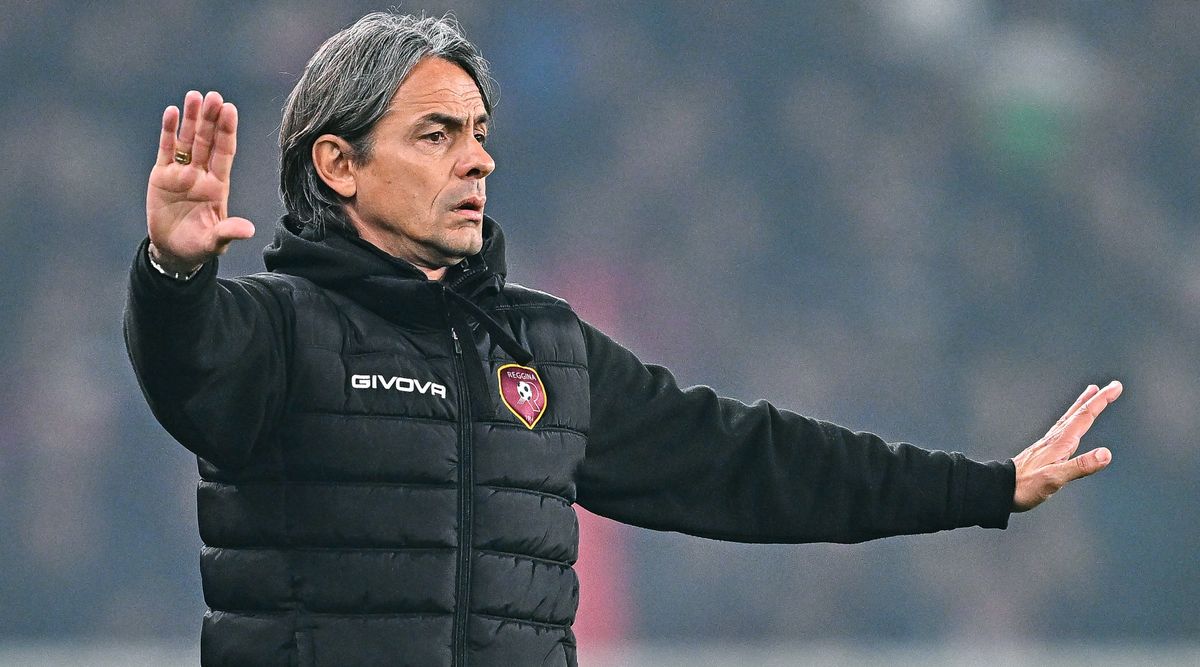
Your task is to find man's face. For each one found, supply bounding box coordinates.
[345,57,495,270]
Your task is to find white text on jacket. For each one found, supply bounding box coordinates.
[350,374,448,398]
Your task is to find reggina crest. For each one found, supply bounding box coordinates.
[497,364,547,429]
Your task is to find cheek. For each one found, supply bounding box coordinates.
[356,153,449,224]
[364,170,419,212]
[387,168,441,210]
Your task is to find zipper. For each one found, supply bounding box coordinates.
[450,324,473,666]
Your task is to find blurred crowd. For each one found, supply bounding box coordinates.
[1,0,1196,649]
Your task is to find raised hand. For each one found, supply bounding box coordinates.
[1012,380,1123,512]
[146,90,255,274]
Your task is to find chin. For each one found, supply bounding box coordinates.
[460,229,485,254]
[441,231,483,260]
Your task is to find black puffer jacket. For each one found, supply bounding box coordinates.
[124,216,1015,666]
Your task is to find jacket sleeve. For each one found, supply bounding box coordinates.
[123,238,289,469]
[573,321,1015,544]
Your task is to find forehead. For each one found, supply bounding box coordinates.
[389,57,486,119]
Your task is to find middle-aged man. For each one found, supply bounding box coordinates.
[124,12,1122,667]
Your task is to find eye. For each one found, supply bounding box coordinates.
[423,130,448,144]
[475,133,488,146]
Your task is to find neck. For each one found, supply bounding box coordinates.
[420,265,449,281]
[352,221,454,282]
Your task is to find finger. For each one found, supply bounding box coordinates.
[156,105,180,166]
[1052,447,1112,486]
[1059,380,1123,443]
[210,102,238,182]
[190,91,224,169]
[1053,385,1098,429]
[1032,384,1101,461]
[176,90,203,156]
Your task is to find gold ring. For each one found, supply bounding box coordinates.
[174,149,192,165]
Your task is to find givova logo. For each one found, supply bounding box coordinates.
[350,374,447,398]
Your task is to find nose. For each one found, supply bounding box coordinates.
[457,136,495,180]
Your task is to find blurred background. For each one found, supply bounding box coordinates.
[1,1,1197,664]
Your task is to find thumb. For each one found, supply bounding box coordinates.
[215,216,255,243]
[1055,447,1112,485]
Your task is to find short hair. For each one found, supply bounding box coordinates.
[279,12,497,234]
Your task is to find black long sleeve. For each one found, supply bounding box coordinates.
[574,321,1015,544]
[123,239,289,469]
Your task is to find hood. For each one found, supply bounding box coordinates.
[264,213,508,287]
[261,214,509,330]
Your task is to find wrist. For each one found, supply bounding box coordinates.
[147,243,203,281]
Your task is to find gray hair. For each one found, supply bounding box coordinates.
[279,11,497,234]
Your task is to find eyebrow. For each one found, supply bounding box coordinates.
[415,111,489,130]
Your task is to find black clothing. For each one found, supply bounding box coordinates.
[124,216,1015,666]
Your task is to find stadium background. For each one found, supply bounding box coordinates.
[1,1,1197,664]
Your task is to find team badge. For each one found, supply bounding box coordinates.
[497,364,547,429]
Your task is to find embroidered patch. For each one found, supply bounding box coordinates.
[497,364,547,429]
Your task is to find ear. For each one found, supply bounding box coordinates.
[312,134,358,198]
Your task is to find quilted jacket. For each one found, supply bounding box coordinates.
[124,216,1015,666]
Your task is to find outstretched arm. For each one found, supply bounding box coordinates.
[575,322,1123,544]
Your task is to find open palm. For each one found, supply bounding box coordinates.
[1012,380,1122,511]
[147,90,254,272]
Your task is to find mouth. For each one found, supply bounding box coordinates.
[451,196,486,222]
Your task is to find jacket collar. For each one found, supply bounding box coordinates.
[262,214,508,329]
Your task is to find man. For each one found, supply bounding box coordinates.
[124,12,1121,667]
